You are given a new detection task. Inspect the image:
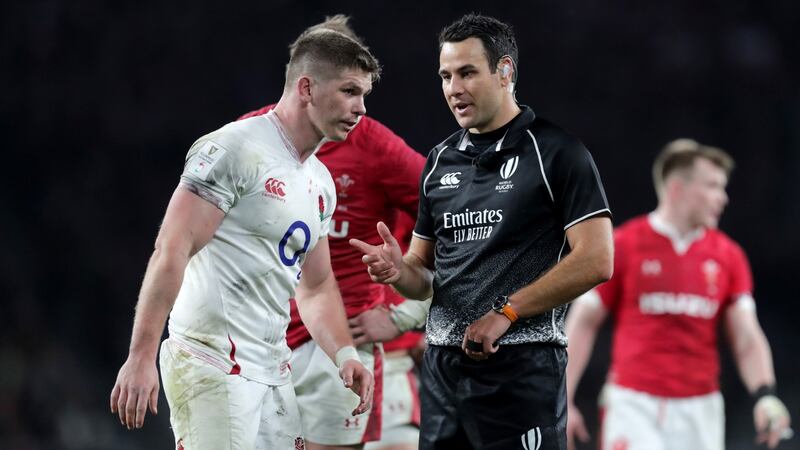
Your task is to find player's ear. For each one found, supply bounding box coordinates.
[297,76,313,103]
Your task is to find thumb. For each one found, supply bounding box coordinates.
[340,365,354,388]
[376,222,398,247]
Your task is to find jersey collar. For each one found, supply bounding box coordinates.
[648,212,706,255]
[455,105,536,153]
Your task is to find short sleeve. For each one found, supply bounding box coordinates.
[181,140,252,213]
[728,242,753,299]
[549,137,611,230]
[412,150,438,241]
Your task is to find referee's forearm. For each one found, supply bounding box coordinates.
[509,249,611,319]
[392,254,434,300]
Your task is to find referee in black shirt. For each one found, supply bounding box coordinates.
[351,14,613,450]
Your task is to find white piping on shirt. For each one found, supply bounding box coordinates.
[564,208,612,230]
[423,146,448,197]
[527,130,554,203]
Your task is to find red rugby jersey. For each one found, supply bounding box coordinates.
[596,214,753,397]
[238,106,425,349]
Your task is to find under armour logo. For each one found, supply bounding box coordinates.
[344,417,361,428]
[265,177,286,197]
[521,427,542,450]
[440,172,462,186]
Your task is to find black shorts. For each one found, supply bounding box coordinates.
[419,343,567,450]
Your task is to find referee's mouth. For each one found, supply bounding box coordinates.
[453,102,473,115]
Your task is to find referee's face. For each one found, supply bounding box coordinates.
[439,37,506,133]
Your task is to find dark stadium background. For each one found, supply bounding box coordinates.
[2,1,798,448]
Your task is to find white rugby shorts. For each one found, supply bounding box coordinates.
[291,340,383,445]
[159,338,304,450]
[602,383,724,450]
[364,354,420,450]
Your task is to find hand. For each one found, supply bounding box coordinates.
[461,310,511,361]
[349,305,402,346]
[349,222,404,284]
[110,355,159,429]
[754,395,792,448]
[567,403,591,450]
[339,359,374,416]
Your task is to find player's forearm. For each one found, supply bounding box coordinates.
[565,308,602,401]
[509,246,612,319]
[296,276,354,361]
[733,327,777,393]
[128,248,190,361]
[392,253,434,300]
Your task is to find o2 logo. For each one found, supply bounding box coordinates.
[279,221,311,272]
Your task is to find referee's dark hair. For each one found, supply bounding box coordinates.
[439,13,519,77]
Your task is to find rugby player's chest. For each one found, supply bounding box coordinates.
[231,167,328,245]
[627,244,730,319]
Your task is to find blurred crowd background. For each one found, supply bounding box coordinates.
[2,1,798,448]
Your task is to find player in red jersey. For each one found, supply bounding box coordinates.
[565,139,792,450]
[239,16,425,450]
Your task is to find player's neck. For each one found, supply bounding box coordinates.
[272,100,321,163]
[653,206,701,237]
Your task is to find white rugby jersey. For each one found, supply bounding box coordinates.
[168,111,336,385]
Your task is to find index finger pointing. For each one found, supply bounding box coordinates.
[349,238,377,255]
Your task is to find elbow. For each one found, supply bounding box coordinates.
[590,249,614,285]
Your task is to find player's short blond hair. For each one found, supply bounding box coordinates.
[652,138,735,198]
[285,15,380,87]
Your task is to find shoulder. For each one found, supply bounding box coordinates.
[426,128,465,159]
[527,117,587,157]
[705,228,748,260]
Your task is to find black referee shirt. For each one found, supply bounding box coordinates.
[414,106,611,347]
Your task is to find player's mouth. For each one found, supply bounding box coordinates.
[340,120,358,131]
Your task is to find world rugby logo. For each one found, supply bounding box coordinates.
[500,156,519,179]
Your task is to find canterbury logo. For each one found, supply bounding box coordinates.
[208,146,218,155]
[500,156,519,179]
[440,172,462,186]
[521,427,542,450]
[265,177,286,197]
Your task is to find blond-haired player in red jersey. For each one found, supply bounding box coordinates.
[238,16,425,450]
[565,139,792,450]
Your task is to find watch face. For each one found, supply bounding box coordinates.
[492,296,508,311]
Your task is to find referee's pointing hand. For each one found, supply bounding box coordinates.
[350,222,404,284]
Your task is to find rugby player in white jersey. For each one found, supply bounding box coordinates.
[110,24,380,450]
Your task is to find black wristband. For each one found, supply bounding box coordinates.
[752,384,777,402]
